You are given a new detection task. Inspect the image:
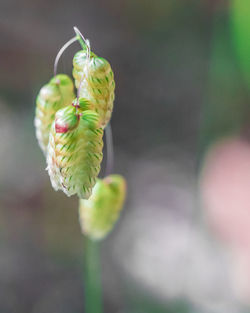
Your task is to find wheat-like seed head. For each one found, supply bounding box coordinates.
[34,74,75,155]
[73,50,115,128]
[46,102,103,199]
[79,175,126,240]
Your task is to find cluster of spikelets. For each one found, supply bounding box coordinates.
[34,37,126,240]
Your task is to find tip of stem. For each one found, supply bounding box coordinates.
[73,26,90,52]
[73,26,79,34]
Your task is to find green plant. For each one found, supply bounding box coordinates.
[34,27,126,313]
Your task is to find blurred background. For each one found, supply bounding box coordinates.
[1,0,250,312]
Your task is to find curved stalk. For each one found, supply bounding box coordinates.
[54,36,78,76]
[54,26,89,76]
[73,26,90,52]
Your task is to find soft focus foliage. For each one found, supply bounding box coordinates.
[231,0,250,86]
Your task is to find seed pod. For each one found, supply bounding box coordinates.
[34,74,75,154]
[79,175,126,240]
[50,74,75,105]
[46,100,103,199]
[73,50,115,128]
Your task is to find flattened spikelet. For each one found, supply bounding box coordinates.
[79,175,126,240]
[46,104,103,199]
[73,50,115,128]
[34,74,75,154]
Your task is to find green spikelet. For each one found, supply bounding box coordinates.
[79,175,126,240]
[50,74,76,105]
[34,74,75,154]
[73,50,115,128]
[46,99,103,199]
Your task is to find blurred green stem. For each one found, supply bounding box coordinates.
[83,235,103,313]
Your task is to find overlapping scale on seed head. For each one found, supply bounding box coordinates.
[79,174,126,240]
[72,97,93,111]
[46,102,103,199]
[55,106,80,133]
[34,74,75,155]
[72,50,115,128]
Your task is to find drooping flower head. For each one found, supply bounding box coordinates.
[35,74,75,154]
[46,98,103,199]
[79,174,126,240]
[73,50,115,128]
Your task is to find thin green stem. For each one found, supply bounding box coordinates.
[83,235,103,313]
[73,26,89,51]
[76,34,87,51]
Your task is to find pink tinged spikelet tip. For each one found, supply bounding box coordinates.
[55,119,69,133]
